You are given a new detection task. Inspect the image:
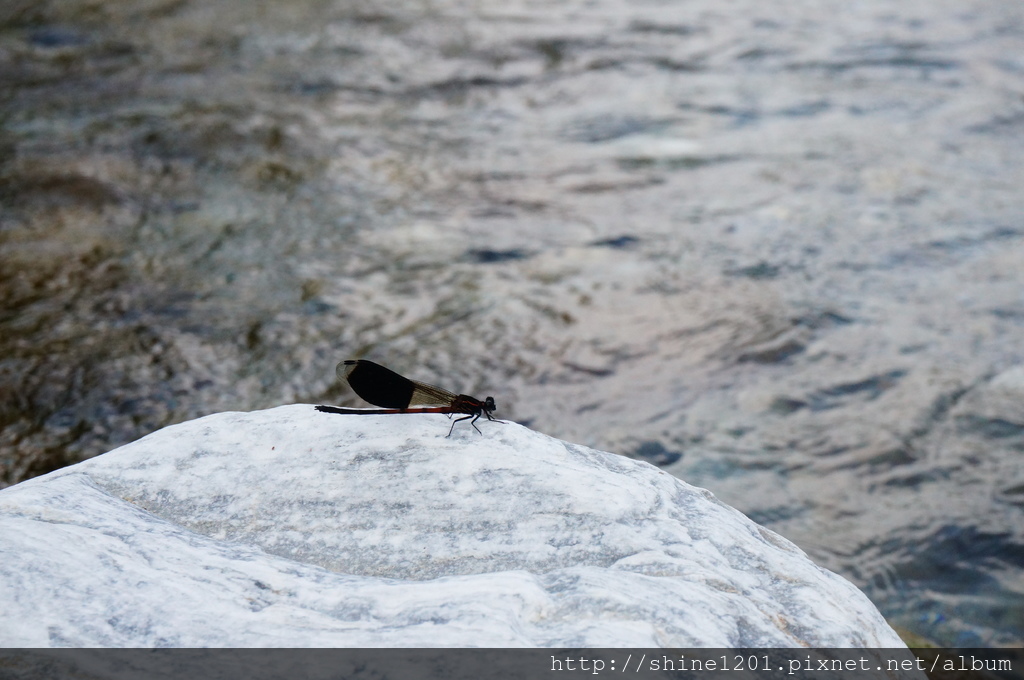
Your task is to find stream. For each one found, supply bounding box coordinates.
[2,0,1023,646]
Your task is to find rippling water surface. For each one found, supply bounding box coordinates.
[2,0,1023,646]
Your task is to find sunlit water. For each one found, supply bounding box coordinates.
[2,0,1023,646]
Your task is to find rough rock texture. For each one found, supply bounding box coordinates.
[0,405,904,647]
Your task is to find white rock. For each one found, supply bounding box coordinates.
[989,364,1024,397]
[0,405,905,647]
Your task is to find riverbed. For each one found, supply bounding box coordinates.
[2,0,1022,646]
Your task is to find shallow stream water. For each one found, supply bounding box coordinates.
[2,0,1023,646]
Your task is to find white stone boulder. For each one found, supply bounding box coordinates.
[0,405,906,647]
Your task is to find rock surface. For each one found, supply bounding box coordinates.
[0,405,904,647]
[4,0,1024,646]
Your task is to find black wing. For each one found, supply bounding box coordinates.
[339,360,458,409]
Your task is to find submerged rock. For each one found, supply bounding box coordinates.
[0,405,904,647]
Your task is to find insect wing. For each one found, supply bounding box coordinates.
[339,359,458,409]
[339,360,414,409]
[406,380,460,407]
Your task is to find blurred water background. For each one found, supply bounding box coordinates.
[2,0,1023,646]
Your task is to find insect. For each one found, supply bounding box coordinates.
[315,359,502,436]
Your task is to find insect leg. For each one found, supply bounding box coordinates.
[448,414,474,437]
[483,411,506,425]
